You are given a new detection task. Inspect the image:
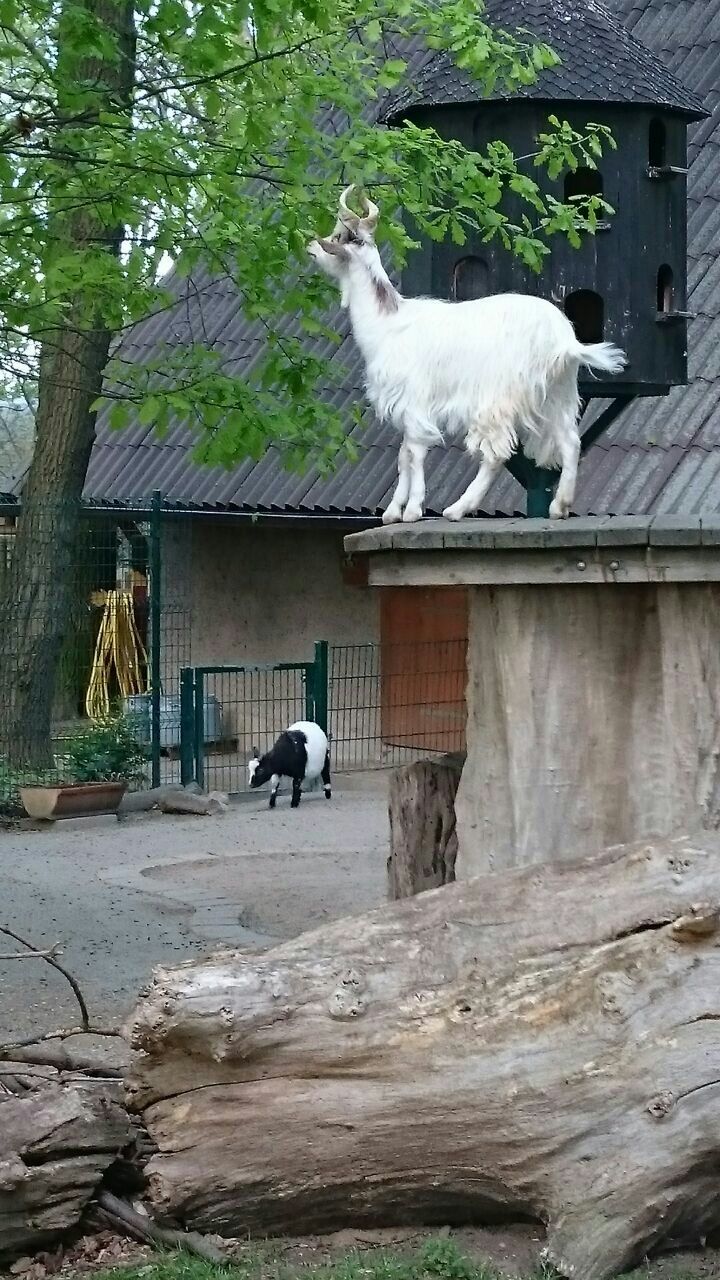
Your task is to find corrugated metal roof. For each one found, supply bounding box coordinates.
[85,0,720,519]
[383,0,707,122]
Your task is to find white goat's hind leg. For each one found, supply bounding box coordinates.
[549,430,580,520]
[443,455,502,521]
[382,440,411,525]
[402,441,429,523]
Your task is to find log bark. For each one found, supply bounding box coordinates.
[127,834,720,1280]
[387,755,463,899]
[0,1081,132,1261]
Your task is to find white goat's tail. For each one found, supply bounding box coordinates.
[576,341,627,376]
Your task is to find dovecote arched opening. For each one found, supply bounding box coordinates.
[657,264,674,314]
[563,165,604,213]
[452,256,490,301]
[649,117,667,168]
[565,289,604,343]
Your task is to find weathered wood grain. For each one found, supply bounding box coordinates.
[387,755,463,899]
[456,582,720,874]
[128,834,720,1280]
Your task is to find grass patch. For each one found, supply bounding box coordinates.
[61,1237,712,1280]
[73,1242,550,1280]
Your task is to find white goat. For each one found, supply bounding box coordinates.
[308,186,627,522]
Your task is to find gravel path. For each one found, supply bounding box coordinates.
[0,777,389,1041]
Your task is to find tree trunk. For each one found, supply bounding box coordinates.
[128,834,720,1280]
[0,0,135,768]
[387,754,464,899]
[0,1080,132,1262]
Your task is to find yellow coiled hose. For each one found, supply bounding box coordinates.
[85,589,149,722]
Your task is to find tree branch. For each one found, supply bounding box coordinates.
[0,924,90,1029]
[95,1191,228,1264]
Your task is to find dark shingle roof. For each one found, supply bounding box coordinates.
[384,0,706,122]
[85,0,720,519]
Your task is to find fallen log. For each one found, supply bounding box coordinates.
[387,754,464,899]
[0,1081,132,1262]
[127,833,720,1280]
[119,785,228,816]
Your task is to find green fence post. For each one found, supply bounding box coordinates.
[194,668,205,790]
[312,640,329,733]
[525,464,555,518]
[149,490,162,787]
[179,667,195,786]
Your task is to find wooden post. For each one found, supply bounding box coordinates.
[387,754,464,898]
[346,515,720,876]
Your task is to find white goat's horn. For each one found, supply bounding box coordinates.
[360,193,379,230]
[338,184,359,227]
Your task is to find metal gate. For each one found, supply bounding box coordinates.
[179,643,328,792]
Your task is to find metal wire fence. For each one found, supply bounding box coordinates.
[329,638,467,771]
[192,639,467,795]
[0,496,192,812]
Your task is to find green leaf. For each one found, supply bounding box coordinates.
[109,402,131,431]
[138,396,161,426]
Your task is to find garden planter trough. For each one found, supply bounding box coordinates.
[19,780,127,820]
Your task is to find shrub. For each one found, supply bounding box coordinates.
[62,715,150,787]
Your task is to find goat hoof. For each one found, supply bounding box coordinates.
[382,506,402,525]
[402,506,422,523]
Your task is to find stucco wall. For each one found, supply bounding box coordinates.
[186,521,378,662]
[161,519,379,764]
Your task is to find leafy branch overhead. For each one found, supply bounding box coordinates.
[0,0,614,469]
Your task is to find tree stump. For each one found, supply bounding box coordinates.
[0,1081,132,1262]
[128,833,720,1280]
[387,754,464,899]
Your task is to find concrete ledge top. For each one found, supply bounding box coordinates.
[344,515,720,555]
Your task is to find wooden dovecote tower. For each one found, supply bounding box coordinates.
[383,0,708,513]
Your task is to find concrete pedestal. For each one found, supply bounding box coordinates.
[345,516,720,875]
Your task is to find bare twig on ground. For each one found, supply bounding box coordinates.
[0,925,125,1068]
[0,943,63,960]
[96,1191,228,1265]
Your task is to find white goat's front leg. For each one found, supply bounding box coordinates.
[403,440,429,523]
[382,440,411,525]
[549,430,580,520]
[443,454,502,521]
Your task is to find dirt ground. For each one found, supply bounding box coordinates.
[0,774,389,1041]
[4,1224,719,1280]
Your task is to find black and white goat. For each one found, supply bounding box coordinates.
[308,186,627,523]
[247,720,331,809]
